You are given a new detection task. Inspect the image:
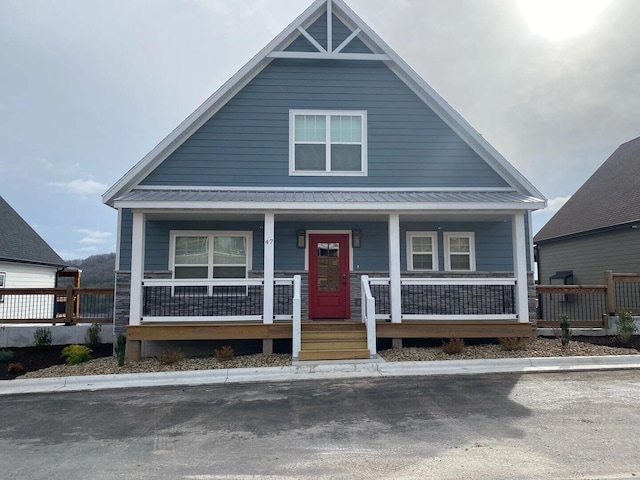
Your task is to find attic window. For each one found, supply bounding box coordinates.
[289,110,367,176]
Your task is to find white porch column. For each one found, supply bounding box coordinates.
[388,214,402,323]
[129,211,145,326]
[263,212,275,324]
[512,212,529,323]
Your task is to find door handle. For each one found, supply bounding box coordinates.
[342,273,347,279]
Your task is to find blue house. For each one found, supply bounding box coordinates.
[103,0,546,361]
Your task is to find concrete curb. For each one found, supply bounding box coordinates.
[2,355,640,396]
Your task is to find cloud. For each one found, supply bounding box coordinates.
[544,195,571,213]
[50,178,108,195]
[77,229,112,245]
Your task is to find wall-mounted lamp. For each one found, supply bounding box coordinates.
[296,230,306,248]
[352,229,361,248]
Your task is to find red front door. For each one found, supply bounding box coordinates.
[308,234,350,319]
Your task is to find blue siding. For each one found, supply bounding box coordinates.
[332,15,372,53]
[401,221,514,272]
[119,218,518,273]
[144,221,264,271]
[141,59,509,189]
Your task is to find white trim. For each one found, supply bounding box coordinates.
[527,211,534,273]
[296,26,326,53]
[129,211,145,326]
[304,230,354,271]
[334,27,362,54]
[267,51,389,60]
[512,213,529,322]
[406,231,439,271]
[327,0,333,52]
[103,0,546,206]
[443,232,476,272]
[142,316,263,323]
[401,278,515,286]
[402,314,518,321]
[289,109,368,176]
[388,214,402,323]
[263,213,275,324]
[168,231,253,288]
[0,271,5,303]
[134,185,519,193]
[114,200,546,211]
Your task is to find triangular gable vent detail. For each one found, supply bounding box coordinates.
[277,1,383,59]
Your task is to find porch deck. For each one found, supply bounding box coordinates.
[125,318,533,361]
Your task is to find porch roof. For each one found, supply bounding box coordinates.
[114,188,545,211]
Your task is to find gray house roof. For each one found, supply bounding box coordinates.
[115,189,544,210]
[0,195,65,267]
[534,136,640,243]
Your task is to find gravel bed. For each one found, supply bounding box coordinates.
[18,338,636,380]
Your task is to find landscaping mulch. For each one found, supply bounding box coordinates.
[0,344,113,380]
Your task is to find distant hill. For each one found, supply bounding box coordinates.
[65,253,116,287]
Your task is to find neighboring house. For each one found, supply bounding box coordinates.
[534,135,640,289]
[103,0,546,360]
[0,195,66,319]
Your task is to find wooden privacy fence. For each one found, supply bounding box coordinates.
[537,271,640,327]
[0,287,114,325]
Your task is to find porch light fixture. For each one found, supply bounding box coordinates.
[352,229,361,248]
[296,230,306,248]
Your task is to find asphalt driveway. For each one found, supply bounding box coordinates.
[2,371,639,479]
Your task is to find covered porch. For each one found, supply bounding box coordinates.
[116,189,541,360]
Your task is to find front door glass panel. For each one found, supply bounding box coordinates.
[317,242,340,291]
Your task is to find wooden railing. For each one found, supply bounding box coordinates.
[0,287,114,324]
[536,271,640,327]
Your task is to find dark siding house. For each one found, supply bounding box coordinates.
[104,0,546,360]
[534,136,640,286]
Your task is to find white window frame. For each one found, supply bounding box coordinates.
[444,232,476,271]
[289,109,368,176]
[406,232,439,271]
[0,272,5,303]
[169,231,253,295]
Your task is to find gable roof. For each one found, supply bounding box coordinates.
[0,196,65,267]
[534,135,640,243]
[103,0,545,207]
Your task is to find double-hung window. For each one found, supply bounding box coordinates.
[290,110,367,175]
[406,232,438,271]
[0,272,4,303]
[444,232,476,271]
[171,231,252,294]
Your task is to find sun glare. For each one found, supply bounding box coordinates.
[518,0,612,40]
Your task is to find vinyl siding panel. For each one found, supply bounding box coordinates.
[119,209,133,271]
[0,262,57,319]
[537,228,640,285]
[141,59,508,189]
[123,219,516,274]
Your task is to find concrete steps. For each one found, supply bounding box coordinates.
[299,322,371,361]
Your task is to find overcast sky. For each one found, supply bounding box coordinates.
[1,0,638,260]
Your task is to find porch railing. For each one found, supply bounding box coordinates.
[141,277,296,322]
[365,277,517,321]
[360,275,377,356]
[292,275,302,359]
[0,287,114,324]
[536,285,607,327]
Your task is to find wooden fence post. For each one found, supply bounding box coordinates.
[604,270,615,316]
[65,285,75,325]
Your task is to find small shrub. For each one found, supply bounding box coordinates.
[441,338,465,355]
[115,334,126,367]
[8,362,24,374]
[498,337,528,351]
[158,349,183,365]
[616,311,638,344]
[214,345,234,362]
[84,323,102,347]
[33,327,52,347]
[61,344,92,365]
[559,314,572,348]
[0,349,15,362]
